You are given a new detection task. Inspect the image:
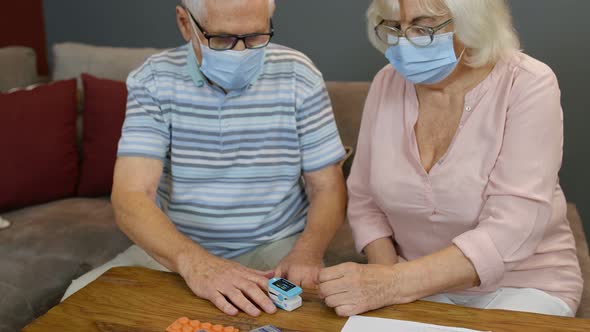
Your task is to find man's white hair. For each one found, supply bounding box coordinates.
[367,0,520,67]
[182,0,276,21]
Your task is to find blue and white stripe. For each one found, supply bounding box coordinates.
[118,43,345,258]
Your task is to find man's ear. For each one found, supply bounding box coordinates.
[176,6,192,42]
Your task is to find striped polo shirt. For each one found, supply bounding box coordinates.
[117,43,345,258]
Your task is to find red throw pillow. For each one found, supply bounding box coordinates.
[77,74,127,197]
[0,80,78,212]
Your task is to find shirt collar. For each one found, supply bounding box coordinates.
[186,43,206,88]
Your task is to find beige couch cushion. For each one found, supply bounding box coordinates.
[0,47,38,92]
[326,82,371,177]
[52,43,167,148]
[52,43,166,83]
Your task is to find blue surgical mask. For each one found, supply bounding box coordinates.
[385,32,464,85]
[187,15,266,91]
[197,41,266,91]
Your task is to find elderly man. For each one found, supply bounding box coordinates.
[61,0,347,317]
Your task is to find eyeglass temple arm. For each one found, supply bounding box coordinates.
[430,18,454,34]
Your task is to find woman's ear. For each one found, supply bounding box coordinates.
[176,6,192,42]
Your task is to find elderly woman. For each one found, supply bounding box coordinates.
[319,0,582,317]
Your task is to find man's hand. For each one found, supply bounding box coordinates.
[318,262,401,317]
[274,163,346,289]
[274,248,323,289]
[179,252,277,317]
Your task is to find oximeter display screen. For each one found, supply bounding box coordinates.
[272,279,297,292]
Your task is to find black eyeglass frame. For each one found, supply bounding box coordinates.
[185,7,274,51]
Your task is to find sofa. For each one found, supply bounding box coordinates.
[1,44,589,332]
[0,47,39,93]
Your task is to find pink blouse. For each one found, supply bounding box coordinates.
[348,51,583,312]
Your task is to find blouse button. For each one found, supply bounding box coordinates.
[465,106,472,112]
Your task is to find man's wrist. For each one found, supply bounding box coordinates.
[291,234,328,261]
[174,244,210,277]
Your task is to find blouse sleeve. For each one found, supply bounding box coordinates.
[348,69,395,254]
[452,65,564,288]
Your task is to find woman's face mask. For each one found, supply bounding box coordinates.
[385,32,465,85]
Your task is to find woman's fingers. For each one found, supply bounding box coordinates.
[319,263,356,283]
[318,278,349,299]
[324,291,355,308]
[335,304,359,317]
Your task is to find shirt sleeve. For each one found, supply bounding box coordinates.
[452,65,564,289]
[117,63,170,161]
[348,70,394,254]
[296,79,345,173]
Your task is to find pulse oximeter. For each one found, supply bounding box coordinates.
[268,277,303,311]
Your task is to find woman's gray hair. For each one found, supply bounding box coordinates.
[182,0,276,21]
[367,0,521,67]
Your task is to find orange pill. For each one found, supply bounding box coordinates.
[171,322,182,329]
[201,322,212,329]
[212,325,223,331]
[179,317,190,324]
[190,320,201,328]
[223,327,235,332]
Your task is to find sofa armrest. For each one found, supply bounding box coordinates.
[567,203,590,318]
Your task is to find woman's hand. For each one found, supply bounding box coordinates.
[318,262,401,317]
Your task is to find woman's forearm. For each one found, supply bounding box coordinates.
[394,245,480,303]
[364,237,398,265]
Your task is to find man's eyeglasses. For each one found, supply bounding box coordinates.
[375,18,453,47]
[185,8,274,51]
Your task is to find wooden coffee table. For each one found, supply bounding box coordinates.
[23,267,590,332]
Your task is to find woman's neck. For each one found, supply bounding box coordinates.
[417,61,495,96]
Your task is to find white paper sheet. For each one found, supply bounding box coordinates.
[341,316,489,332]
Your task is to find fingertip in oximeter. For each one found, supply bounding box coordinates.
[268,277,303,311]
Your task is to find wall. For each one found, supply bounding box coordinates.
[43,0,590,237]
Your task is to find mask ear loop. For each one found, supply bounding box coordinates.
[185,8,204,50]
[457,47,467,63]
